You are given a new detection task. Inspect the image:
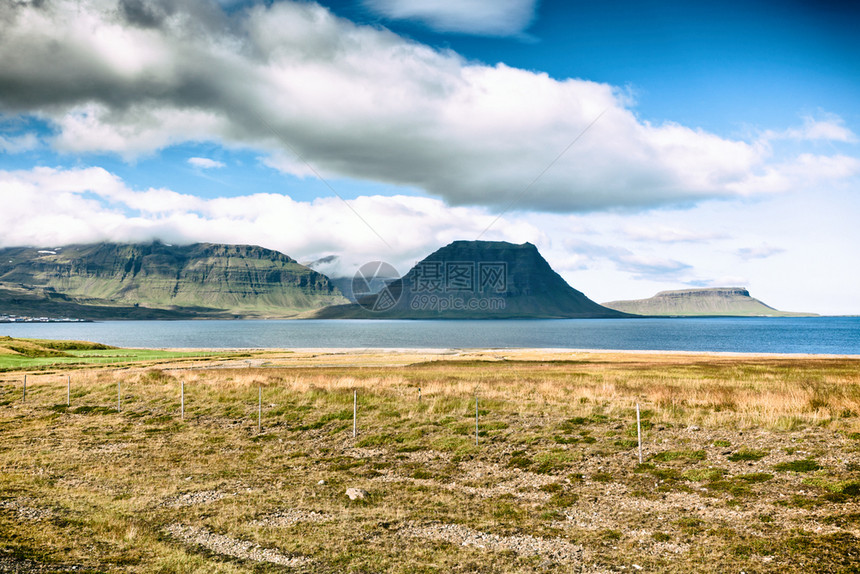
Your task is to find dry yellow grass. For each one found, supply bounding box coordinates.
[0,348,858,573]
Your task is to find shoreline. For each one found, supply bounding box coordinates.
[156,347,860,359]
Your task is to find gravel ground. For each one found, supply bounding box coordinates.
[251,509,330,527]
[556,488,854,538]
[398,521,585,563]
[0,554,83,573]
[0,498,52,522]
[372,462,556,502]
[161,489,231,508]
[165,524,313,567]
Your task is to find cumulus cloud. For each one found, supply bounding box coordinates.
[0,0,856,213]
[767,115,857,143]
[361,0,538,36]
[0,132,38,153]
[1,164,704,295]
[727,153,860,195]
[188,157,225,169]
[0,165,541,277]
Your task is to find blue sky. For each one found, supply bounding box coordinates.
[328,0,860,132]
[1,0,858,313]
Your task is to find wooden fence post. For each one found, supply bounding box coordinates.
[475,395,479,446]
[636,403,643,464]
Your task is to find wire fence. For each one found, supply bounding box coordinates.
[0,370,649,462]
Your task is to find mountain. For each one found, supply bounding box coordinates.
[602,287,817,317]
[0,242,348,319]
[309,240,627,319]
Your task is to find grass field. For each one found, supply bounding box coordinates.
[1,346,859,572]
[0,337,233,371]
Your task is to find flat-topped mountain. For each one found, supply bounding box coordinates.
[0,242,347,319]
[311,240,627,319]
[602,287,816,317]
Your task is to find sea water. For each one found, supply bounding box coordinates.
[1,317,859,355]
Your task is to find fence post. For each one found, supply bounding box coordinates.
[636,403,643,464]
[475,395,479,446]
[67,375,70,407]
[181,381,185,420]
[418,387,421,402]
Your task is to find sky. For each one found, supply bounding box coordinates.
[1,0,859,314]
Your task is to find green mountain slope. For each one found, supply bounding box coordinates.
[602,287,817,317]
[311,240,628,319]
[0,242,347,319]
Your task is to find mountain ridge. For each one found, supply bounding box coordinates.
[0,242,347,319]
[602,287,816,317]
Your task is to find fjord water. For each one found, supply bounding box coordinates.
[2,317,859,355]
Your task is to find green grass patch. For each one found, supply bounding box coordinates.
[727,448,768,462]
[736,472,773,483]
[682,467,725,482]
[600,529,622,541]
[651,449,707,462]
[532,450,579,474]
[507,451,533,470]
[773,459,821,472]
[801,477,860,496]
[71,405,118,415]
[705,479,751,497]
[0,345,225,371]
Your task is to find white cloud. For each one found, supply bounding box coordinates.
[727,153,860,195]
[0,166,531,277]
[0,132,38,153]
[188,157,225,169]
[1,0,855,213]
[767,115,857,143]
[51,103,227,160]
[361,0,538,36]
